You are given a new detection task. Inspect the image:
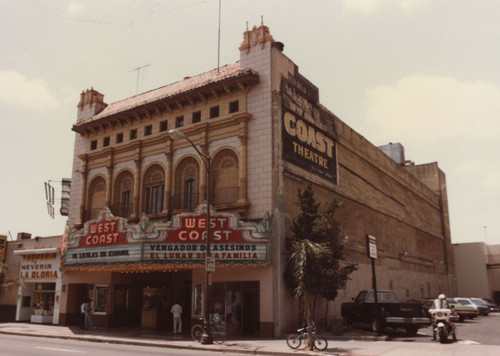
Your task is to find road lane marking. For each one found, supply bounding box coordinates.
[35,346,86,353]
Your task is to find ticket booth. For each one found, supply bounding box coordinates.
[141,287,168,329]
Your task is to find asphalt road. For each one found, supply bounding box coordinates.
[0,334,243,356]
[383,312,500,345]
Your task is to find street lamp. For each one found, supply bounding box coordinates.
[169,129,213,344]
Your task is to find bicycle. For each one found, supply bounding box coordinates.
[286,323,328,351]
[191,313,226,344]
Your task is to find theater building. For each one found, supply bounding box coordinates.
[59,23,455,336]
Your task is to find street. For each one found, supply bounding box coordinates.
[0,315,499,356]
[0,334,244,356]
[382,312,500,345]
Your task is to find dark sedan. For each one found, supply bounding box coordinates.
[473,298,500,313]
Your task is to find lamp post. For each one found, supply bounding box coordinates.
[169,129,213,344]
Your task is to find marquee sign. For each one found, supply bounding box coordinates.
[61,205,270,270]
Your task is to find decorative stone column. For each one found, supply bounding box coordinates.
[238,117,249,204]
[132,143,142,221]
[164,150,172,216]
[105,151,114,209]
[199,130,208,204]
[78,156,88,226]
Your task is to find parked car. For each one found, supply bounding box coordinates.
[446,297,479,321]
[341,290,430,335]
[468,298,490,316]
[480,298,500,312]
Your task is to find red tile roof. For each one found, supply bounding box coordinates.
[74,62,258,129]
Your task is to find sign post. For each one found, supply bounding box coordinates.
[367,235,381,336]
[206,256,215,273]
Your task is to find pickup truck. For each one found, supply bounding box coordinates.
[341,290,430,335]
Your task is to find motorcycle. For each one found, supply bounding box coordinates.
[429,307,457,343]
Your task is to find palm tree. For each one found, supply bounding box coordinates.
[284,185,357,349]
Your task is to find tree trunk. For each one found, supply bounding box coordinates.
[324,300,329,329]
[306,301,314,350]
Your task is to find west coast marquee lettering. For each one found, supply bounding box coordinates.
[62,206,270,269]
[79,219,127,248]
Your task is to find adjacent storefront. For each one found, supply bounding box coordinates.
[14,248,62,324]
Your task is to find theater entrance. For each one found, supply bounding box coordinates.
[209,281,260,335]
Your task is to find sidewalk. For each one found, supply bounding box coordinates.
[0,322,380,355]
[2,322,500,355]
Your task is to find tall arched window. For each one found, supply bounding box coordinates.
[211,149,239,205]
[143,165,165,215]
[173,157,199,210]
[87,176,106,221]
[185,178,196,210]
[113,170,134,218]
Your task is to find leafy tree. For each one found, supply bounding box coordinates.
[0,263,15,291]
[284,185,357,349]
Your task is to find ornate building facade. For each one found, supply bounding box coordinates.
[57,23,456,337]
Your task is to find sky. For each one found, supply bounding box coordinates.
[1,0,499,245]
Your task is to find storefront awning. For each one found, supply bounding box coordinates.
[14,247,60,255]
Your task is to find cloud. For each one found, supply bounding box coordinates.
[364,74,500,146]
[342,0,430,14]
[67,2,86,16]
[0,71,59,111]
[361,74,500,244]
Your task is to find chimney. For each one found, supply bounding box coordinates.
[77,87,107,122]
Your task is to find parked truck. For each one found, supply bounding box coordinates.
[341,290,430,335]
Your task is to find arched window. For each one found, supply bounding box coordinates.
[113,170,134,218]
[185,178,196,210]
[143,165,165,215]
[173,157,199,210]
[211,149,239,205]
[87,176,106,221]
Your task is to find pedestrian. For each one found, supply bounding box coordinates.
[171,301,182,334]
[80,299,86,329]
[83,298,95,329]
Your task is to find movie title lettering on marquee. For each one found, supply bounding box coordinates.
[281,76,338,183]
[62,206,270,269]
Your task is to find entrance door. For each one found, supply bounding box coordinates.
[242,288,259,333]
[221,281,260,335]
[66,284,92,326]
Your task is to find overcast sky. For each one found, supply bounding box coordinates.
[1,0,499,245]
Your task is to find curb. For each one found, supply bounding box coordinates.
[0,330,316,356]
[0,326,385,356]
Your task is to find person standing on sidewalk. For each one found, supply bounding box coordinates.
[80,299,86,329]
[171,301,182,334]
[82,298,94,329]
